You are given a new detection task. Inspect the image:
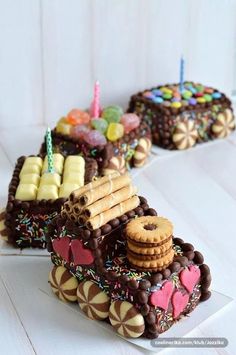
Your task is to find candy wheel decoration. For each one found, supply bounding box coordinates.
[212,109,235,138]
[172,120,198,150]
[49,266,78,302]
[77,280,110,320]
[102,155,126,176]
[109,300,145,338]
[133,137,152,168]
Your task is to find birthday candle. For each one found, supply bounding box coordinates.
[46,127,54,173]
[180,56,185,92]
[90,80,100,118]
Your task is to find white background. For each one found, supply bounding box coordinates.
[0,0,236,130]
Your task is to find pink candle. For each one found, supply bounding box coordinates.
[91,80,100,118]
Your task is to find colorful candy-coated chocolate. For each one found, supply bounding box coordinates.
[171,101,182,108]
[205,87,214,94]
[189,87,197,94]
[162,101,171,107]
[106,122,124,141]
[143,91,154,99]
[172,97,180,102]
[188,98,197,105]
[67,109,90,125]
[203,94,212,102]
[70,125,90,139]
[152,89,163,96]
[120,113,140,134]
[101,106,123,123]
[91,118,108,134]
[182,90,192,100]
[153,97,164,104]
[212,92,222,99]
[195,92,203,97]
[163,93,172,100]
[196,84,204,92]
[197,97,206,103]
[84,130,107,146]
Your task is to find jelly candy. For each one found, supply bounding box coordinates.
[70,125,90,139]
[120,114,140,134]
[204,94,212,102]
[84,130,107,146]
[67,109,90,125]
[56,117,71,135]
[91,118,108,134]
[101,105,123,123]
[106,123,124,141]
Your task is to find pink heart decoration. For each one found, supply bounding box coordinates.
[52,236,71,263]
[172,290,189,319]
[149,281,174,310]
[180,265,201,293]
[71,239,94,266]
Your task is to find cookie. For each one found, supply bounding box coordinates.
[212,109,235,138]
[102,155,126,176]
[133,137,152,168]
[127,248,174,271]
[126,216,173,244]
[0,208,8,241]
[127,236,172,255]
[77,280,110,320]
[49,266,78,302]
[109,300,145,338]
[172,120,198,150]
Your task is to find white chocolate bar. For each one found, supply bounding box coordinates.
[63,172,84,187]
[44,153,64,164]
[23,157,43,169]
[64,155,85,168]
[20,173,40,187]
[59,183,80,198]
[42,160,63,175]
[19,164,41,177]
[40,172,61,187]
[37,185,58,200]
[15,183,38,201]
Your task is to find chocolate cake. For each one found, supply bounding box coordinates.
[1,154,97,248]
[47,174,211,339]
[128,82,235,150]
[40,106,152,174]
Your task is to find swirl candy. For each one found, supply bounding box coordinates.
[172,120,198,150]
[212,109,235,138]
[77,280,110,320]
[133,137,152,168]
[49,266,78,302]
[109,300,145,338]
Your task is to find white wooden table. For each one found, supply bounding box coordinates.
[0,126,236,355]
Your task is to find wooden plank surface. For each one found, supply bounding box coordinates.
[0,128,235,354]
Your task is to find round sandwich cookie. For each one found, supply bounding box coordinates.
[126,216,173,244]
[109,300,145,338]
[133,137,152,168]
[127,248,174,272]
[77,280,110,320]
[49,266,78,302]
[212,109,235,138]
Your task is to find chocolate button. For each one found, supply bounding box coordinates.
[200,291,211,302]
[141,304,150,316]
[150,273,163,285]
[175,256,189,267]
[182,243,194,252]
[162,269,171,279]
[173,237,184,245]
[128,279,139,290]
[145,312,156,325]
[139,280,151,290]
[137,290,148,304]
[146,208,157,216]
[184,251,195,260]
[199,264,210,276]
[193,251,204,264]
[169,261,181,273]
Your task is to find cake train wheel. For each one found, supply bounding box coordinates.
[48,266,78,302]
[109,300,145,338]
[212,109,235,138]
[0,208,8,241]
[77,280,110,320]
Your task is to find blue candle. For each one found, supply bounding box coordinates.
[180,56,185,92]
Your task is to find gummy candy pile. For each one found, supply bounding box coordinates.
[56,106,140,147]
[142,82,222,109]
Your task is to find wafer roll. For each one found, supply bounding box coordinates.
[84,185,137,219]
[86,195,140,230]
[79,174,131,207]
[69,172,120,203]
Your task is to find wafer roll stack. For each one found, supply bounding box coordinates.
[78,174,131,207]
[69,172,120,203]
[86,195,140,230]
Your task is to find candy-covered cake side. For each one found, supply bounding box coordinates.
[1,154,96,248]
[40,106,152,174]
[128,82,235,150]
[47,175,211,339]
